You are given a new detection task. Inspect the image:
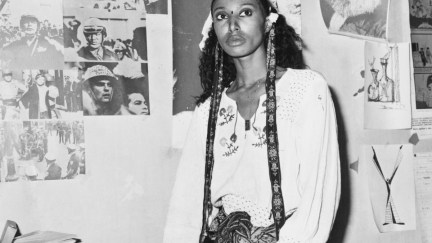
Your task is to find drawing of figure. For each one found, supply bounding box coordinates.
[379,57,395,102]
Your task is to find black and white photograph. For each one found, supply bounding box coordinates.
[411,33,432,69]
[144,0,168,15]
[0,120,85,182]
[65,62,149,116]
[63,2,147,63]
[414,73,432,109]
[319,0,389,40]
[0,0,64,70]
[0,69,84,120]
[410,0,432,30]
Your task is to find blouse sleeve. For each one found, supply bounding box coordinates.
[163,104,208,243]
[279,74,341,243]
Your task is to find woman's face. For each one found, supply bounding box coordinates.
[127,93,149,115]
[212,0,266,58]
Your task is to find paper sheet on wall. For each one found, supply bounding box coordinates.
[411,29,432,138]
[364,41,412,130]
[414,153,432,243]
[361,144,416,233]
[319,0,389,41]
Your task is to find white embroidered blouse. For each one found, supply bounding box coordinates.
[164,69,341,243]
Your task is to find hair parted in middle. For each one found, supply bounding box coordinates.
[197,0,306,104]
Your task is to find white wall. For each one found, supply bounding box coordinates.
[302,1,426,243]
[0,11,173,243]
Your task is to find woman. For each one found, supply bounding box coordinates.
[164,0,340,242]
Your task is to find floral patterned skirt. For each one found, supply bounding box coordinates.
[205,206,277,243]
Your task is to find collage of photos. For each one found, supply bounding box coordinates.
[0,0,159,182]
[0,120,85,182]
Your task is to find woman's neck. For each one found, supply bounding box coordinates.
[232,46,267,88]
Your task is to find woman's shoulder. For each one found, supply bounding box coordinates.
[278,68,329,96]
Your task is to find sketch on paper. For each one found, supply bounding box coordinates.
[366,45,400,103]
[0,120,85,182]
[363,144,416,233]
[371,146,405,226]
[320,0,389,40]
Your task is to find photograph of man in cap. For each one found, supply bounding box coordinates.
[82,64,127,116]
[77,17,118,61]
[0,70,27,120]
[44,152,62,180]
[0,14,64,69]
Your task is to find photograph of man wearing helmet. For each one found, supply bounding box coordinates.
[76,18,118,61]
[76,62,149,116]
[0,15,63,69]
[0,70,27,120]
[63,4,148,63]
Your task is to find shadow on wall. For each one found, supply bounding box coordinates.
[328,87,351,242]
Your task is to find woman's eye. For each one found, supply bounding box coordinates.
[215,13,227,21]
[240,9,253,17]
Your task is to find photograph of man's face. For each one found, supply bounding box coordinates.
[85,32,104,49]
[91,79,113,103]
[21,16,39,36]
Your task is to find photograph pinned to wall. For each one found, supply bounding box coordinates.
[411,33,432,138]
[364,41,411,129]
[0,69,84,120]
[410,0,432,30]
[65,62,149,116]
[0,120,85,182]
[0,0,64,70]
[63,2,147,63]
[63,0,147,15]
[360,144,416,233]
[144,0,168,15]
[319,0,389,40]
[411,32,432,70]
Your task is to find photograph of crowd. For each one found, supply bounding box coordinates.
[0,0,64,70]
[66,62,150,116]
[0,69,84,120]
[63,5,147,62]
[0,120,85,182]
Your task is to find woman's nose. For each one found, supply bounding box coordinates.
[228,16,240,33]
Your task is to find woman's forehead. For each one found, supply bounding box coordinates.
[212,0,262,10]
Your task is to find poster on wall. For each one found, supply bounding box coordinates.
[0,69,84,120]
[0,0,64,70]
[414,153,432,243]
[361,144,416,233]
[364,41,412,129]
[319,0,389,41]
[411,31,432,138]
[63,0,147,63]
[410,0,432,30]
[0,120,85,182]
[65,62,150,116]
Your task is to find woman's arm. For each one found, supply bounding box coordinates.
[163,103,208,243]
[280,72,341,243]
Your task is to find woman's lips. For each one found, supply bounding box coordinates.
[226,34,246,47]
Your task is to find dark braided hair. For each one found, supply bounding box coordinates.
[197,0,306,104]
